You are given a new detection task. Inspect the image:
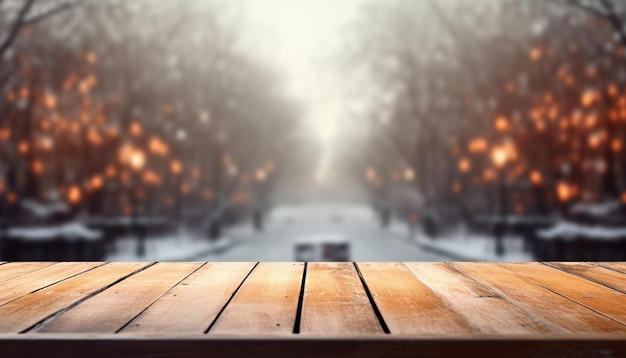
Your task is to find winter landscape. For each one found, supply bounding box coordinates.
[0,0,625,262]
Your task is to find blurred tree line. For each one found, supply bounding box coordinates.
[344,0,626,230]
[0,0,300,235]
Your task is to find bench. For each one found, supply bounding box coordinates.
[0,261,625,357]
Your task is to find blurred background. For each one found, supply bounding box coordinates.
[0,0,625,262]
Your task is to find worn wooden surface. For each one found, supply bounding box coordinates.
[0,262,625,357]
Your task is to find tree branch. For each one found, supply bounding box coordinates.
[24,1,74,26]
[0,0,36,58]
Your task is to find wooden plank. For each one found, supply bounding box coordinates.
[549,262,626,293]
[3,336,626,358]
[357,262,472,334]
[404,262,551,334]
[121,262,255,334]
[0,262,57,283]
[300,262,382,335]
[0,262,149,333]
[450,262,626,334]
[38,262,202,333]
[500,262,626,326]
[0,262,105,306]
[209,262,303,335]
[597,262,626,274]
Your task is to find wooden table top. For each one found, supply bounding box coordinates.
[1,261,626,357]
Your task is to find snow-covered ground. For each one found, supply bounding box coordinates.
[106,229,232,262]
[97,204,537,262]
[388,222,533,261]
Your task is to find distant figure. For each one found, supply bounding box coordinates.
[380,206,391,228]
[423,213,437,238]
[208,218,222,241]
[253,209,264,232]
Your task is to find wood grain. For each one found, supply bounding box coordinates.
[209,262,303,335]
[0,262,105,306]
[500,262,626,325]
[122,262,255,334]
[300,262,382,334]
[38,262,202,333]
[405,262,550,334]
[357,262,472,334]
[548,262,626,293]
[450,262,626,334]
[597,262,626,274]
[0,262,57,283]
[0,262,149,333]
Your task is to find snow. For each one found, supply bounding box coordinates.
[388,222,533,261]
[473,214,555,225]
[570,200,621,217]
[83,216,169,226]
[106,232,232,261]
[270,204,375,222]
[537,221,626,241]
[20,199,69,218]
[7,222,102,242]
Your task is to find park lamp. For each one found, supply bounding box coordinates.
[491,146,508,169]
[129,149,146,171]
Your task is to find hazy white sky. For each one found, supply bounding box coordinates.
[238,0,368,183]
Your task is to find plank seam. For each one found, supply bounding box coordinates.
[444,263,561,334]
[496,263,626,328]
[0,262,110,308]
[292,262,307,334]
[204,262,259,334]
[115,262,208,333]
[21,262,157,334]
[353,263,390,334]
[595,262,626,275]
[541,262,626,295]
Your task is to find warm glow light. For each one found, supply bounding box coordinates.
[170,160,183,175]
[529,47,542,61]
[90,175,104,190]
[43,93,57,109]
[67,185,82,204]
[32,160,44,175]
[469,137,488,152]
[105,165,117,178]
[491,146,508,168]
[612,139,622,152]
[256,168,267,182]
[581,89,599,108]
[85,51,97,64]
[0,128,11,140]
[530,170,543,185]
[130,122,143,137]
[149,137,169,156]
[129,149,146,171]
[557,181,572,202]
[18,141,29,154]
[494,116,510,132]
[87,128,102,146]
[143,170,162,185]
[458,158,471,173]
[404,168,415,181]
[483,169,496,182]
